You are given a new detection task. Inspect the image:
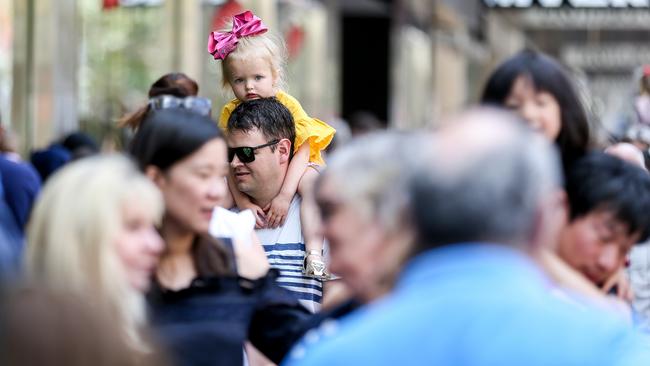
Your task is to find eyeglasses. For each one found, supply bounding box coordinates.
[148,95,212,116]
[228,140,280,163]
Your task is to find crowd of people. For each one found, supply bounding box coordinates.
[2,9,650,366]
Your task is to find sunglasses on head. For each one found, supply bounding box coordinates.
[149,95,212,116]
[228,139,280,163]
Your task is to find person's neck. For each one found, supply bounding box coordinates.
[157,218,197,290]
[160,219,195,256]
[251,193,276,211]
[250,177,286,209]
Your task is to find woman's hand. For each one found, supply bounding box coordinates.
[233,232,270,280]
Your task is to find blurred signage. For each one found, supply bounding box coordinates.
[520,8,650,28]
[484,0,649,7]
[103,0,163,9]
[119,0,164,6]
[562,44,650,70]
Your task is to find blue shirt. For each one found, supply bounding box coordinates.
[0,154,41,230]
[0,170,25,277]
[285,244,650,365]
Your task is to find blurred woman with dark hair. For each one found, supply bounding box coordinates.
[481,50,592,173]
[481,51,643,315]
[129,107,309,366]
[118,72,204,130]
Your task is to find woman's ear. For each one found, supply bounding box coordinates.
[145,165,165,188]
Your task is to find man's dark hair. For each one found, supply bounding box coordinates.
[227,98,296,159]
[567,152,650,241]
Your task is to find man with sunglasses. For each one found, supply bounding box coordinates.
[226,98,323,313]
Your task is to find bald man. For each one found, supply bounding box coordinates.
[287,108,650,366]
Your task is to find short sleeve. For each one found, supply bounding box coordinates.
[276,91,336,166]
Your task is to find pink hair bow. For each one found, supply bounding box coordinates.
[207,10,268,60]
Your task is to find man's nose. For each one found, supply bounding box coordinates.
[230,154,243,167]
[597,244,623,274]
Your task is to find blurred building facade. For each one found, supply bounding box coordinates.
[2,0,649,153]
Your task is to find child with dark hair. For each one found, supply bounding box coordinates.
[557,152,650,299]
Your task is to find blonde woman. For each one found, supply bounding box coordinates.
[25,154,164,353]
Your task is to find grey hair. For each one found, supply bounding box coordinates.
[411,110,562,249]
[318,130,428,234]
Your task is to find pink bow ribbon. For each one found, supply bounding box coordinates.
[207,10,268,60]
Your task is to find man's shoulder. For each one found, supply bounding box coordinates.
[0,156,40,183]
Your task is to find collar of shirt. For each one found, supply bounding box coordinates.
[397,243,552,294]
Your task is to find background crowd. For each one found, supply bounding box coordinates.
[3,7,650,366]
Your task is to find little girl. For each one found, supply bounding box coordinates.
[208,11,335,279]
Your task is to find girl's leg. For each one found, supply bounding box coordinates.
[298,166,326,276]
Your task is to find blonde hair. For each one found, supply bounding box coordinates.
[25,154,164,350]
[220,26,287,92]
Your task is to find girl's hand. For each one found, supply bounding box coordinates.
[602,268,634,304]
[265,193,291,229]
[242,202,267,229]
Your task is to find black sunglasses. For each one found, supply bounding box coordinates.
[228,139,280,163]
[149,95,212,116]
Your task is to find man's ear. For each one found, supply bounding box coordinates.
[145,165,165,188]
[530,188,569,253]
[277,138,292,164]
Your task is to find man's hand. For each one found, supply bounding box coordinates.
[265,193,291,229]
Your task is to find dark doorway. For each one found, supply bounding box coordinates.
[341,14,390,126]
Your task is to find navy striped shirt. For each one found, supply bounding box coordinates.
[256,197,322,312]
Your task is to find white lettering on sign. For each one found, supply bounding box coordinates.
[484,0,649,7]
[520,9,650,29]
[562,44,650,70]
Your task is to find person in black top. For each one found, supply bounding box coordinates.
[129,107,310,366]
